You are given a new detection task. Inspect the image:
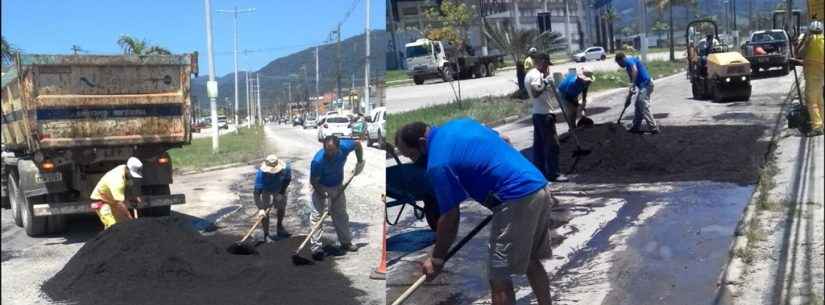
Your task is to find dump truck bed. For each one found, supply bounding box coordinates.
[1,54,194,153]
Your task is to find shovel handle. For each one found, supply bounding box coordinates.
[240,207,272,243]
[391,275,428,305]
[294,174,357,254]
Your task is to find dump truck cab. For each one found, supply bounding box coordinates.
[686,20,752,103]
[1,54,196,236]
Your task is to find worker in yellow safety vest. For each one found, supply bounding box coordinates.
[797,20,825,136]
[524,47,538,71]
[90,157,144,229]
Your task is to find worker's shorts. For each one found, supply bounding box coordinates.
[92,201,131,230]
[255,191,285,210]
[487,184,556,281]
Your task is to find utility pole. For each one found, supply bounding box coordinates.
[639,0,648,62]
[204,0,219,152]
[364,0,371,116]
[217,6,255,133]
[334,23,342,113]
[256,73,262,125]
[564,0,573,54]
[246,70,251,126]
[315,46,320,98]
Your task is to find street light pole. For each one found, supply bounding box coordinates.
[639,0,648,62]
[203,0,219,152]
[364,0,371,116]
[217,7,255,133]
[256,72,262,125]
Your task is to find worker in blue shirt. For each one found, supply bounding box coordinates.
[308,135,365,261]
[395,118,556,305]
[557,67,595,125]
[254,154,292,242]
[615,52,660,134]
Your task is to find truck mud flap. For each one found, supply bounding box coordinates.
[32,194,185,216]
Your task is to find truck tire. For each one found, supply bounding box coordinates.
[781,64,790,75]
[479,64,489,79]
[691,82,701,99]
[441,67,454,82]
[486,63,496,77]
[21,194,67,236]
[141,185,172,217]
[413,76,424,85]
[741,86,752,101]
[9,172,23,227]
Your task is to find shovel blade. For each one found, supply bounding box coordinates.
[292,254,314,266]
[227,242,258,255]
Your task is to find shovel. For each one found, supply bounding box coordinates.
[545,80,591,159]
[609,90,634,132]
[227,207,272,255]
[292,173,357,265]
[390,214,494,305]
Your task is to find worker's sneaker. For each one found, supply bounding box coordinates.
[549,174,569,182]
[340,243,359,252]
[312,250,326,261]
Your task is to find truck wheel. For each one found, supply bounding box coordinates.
[781,64,790,75]
[413,76,424,85]
[21,195,66,236]
[601,54,607,60]
[141,185,172,217]
[442,68,454,82]
[479,64,489,78]
[691,82,701,99]
[486,63,496,77]
[741,86,752,101]
[9,173,23,227]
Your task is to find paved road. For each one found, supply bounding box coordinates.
[386,71,797,305]
[387,51,683,114]
[0,123,386,305]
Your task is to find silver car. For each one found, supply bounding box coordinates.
[572,46,607,62]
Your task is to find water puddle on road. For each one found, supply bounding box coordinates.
[550,181,753,305]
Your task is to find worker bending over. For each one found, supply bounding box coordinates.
[254,154,292,242]
[615,52,660,134]
[557,67,595,125]
[90,157,144,229]
[396,118,555,305]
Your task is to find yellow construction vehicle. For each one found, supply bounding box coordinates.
[686,19,752,102]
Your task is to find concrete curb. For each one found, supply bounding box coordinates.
[174,157,265,176]
[714,88,796,305]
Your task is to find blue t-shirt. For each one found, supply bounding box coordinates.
[254,164,292,193]
[425,118,548,214]
[310,139,357,187]
[623,57,652,87]
[557,72,588,101]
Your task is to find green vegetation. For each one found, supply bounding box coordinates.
[387,96,528,144]
[386,69,410,83]
[117,35,170,55]
[168,127,268,172]
[589,59,686,92]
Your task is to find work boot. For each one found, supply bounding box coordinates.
[276,226,292,238]
[649,128,661,135]
[312,250,326,261]
[340,243,359,252]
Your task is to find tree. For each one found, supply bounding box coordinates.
[422,0,475,52]
[116,35,171,55]
[604,7,618,53]
[652,20,670,40]
[2,36,19,66]
[483,21,565,98]
[649,0,697,61]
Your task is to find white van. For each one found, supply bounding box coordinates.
[366,107,386,147]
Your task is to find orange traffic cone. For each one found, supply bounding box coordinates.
[370,195,387,280]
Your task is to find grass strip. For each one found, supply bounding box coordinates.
[168,127,267,172]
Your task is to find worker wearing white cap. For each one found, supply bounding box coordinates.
[796,20,824,136]
[90,157,144,229]
[524,47,538,71]
[556,67,595,126]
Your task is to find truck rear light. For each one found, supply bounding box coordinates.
[157,156,170,165]
[41,160,56,172]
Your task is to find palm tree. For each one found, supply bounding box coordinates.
[117,35,171,55]
[604,7,618,53]
[2,36,19,66]
[650,0,697,61]
[483,20,565,98]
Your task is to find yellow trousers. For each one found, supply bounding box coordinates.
[804,71,824,130]
[94,201,132,229]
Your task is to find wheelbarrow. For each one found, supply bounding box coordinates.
[384,142,440,231]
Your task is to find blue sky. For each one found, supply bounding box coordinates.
[1,0,386,76]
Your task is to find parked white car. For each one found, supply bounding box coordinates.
[317,115,352,142]
[572,46,607,62]
[303,116,318,129]
[366,107,386,147]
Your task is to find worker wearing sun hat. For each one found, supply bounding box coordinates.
[254,154,293,241]
[556,67,596,127]
[90,157,144,229]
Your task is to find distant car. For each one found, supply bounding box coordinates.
[317,115,352,142]
[292,117,304,127]
[217,116,228,129]
[366,107,386,148]
[572,46,607,62]
[303,116,318,129]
